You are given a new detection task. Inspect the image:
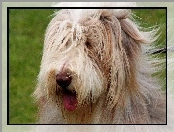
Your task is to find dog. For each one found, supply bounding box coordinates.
[33,2,174,132]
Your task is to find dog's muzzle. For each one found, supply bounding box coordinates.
[56,72,72,88]
[56,71,77,111]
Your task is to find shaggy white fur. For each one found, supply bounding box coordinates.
[33,2,174,132]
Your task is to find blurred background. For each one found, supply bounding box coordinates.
[9,9,55,124]
[9,9,166,124]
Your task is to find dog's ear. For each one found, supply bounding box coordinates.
[102,14,130,109]
[120,18,158,44]
[105,13,158,109]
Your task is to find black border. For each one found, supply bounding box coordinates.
[7,7,10,125]
[6,6,167,9]
[7,6,167,125]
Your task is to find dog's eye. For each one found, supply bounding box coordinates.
[85,41,92,49]
[100,16,109,22]
[100,16,105,21]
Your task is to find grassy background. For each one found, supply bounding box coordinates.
[9,9,55,124]
[9,9,166,124]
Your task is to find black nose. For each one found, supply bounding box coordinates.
[56,72,72,88]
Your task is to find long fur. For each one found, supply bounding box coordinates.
[33,2,174,132]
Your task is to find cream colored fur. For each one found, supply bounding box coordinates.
[33,2,174,132]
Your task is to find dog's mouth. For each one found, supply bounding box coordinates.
[63,90,77,111]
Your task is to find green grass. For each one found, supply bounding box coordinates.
[9,9,55,124]
[9,9,166,124]
[133,9,166,90]
[132,9,166,48]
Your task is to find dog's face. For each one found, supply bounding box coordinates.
[35,9,154,113]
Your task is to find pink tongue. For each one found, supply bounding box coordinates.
[63,91,77,111]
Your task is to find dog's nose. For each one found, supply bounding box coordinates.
[56,72,72,88]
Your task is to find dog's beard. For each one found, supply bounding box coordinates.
[37,50,106,111]
[35,53,108,123]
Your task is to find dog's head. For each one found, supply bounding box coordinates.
[34,5,158,114]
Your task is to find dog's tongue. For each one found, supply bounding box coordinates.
[63,91,77,111]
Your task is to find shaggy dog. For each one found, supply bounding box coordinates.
[33,2,174,132]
